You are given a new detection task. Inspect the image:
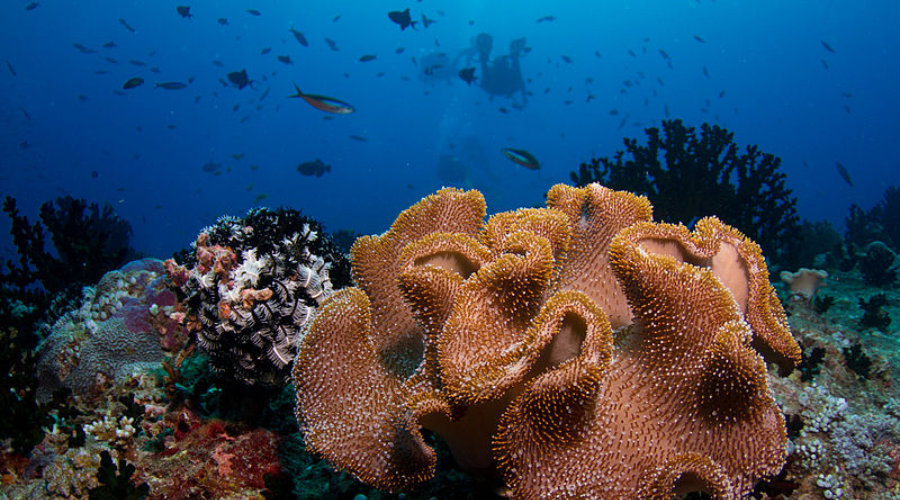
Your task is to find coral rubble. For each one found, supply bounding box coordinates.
[293,183,800,498]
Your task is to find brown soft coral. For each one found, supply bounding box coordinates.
[292,183,801,499]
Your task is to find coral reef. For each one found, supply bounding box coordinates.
[165,207,351,387]
[860,293,892,331]
[569,119,800,266]
[35,258,185,402]
[845,185,900,251]
[780,268,829,303]
[293,183,801,498]
[859,241,898,288]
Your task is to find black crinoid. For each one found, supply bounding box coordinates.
[168,207,351,387]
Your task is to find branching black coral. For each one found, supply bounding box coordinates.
[89,450,149,500]
[570,119,800,265]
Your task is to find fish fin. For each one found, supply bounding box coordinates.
[289,82,303,98]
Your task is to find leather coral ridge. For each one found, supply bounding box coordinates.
[292,183,802,499]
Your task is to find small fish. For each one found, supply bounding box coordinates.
[277,55,293,64]
[261,47,271,55]
[25,2,38,10]
[201,160,221,172]
[5,60,16,76]
[627,49,637,58]
[395,47,405,54]
[254,194,268,204]
[102,41,117,48]
[176,6,192,19]
[118,18,136,32]
[821,59,829,70]
[659,49,670,60]
[155,81,187,90]
[217,18,228,25]
[501,148,540,170]
[288,82,354,114]
[231,153,244,160]
[122,77,144,89]
[835,162,853,186]
[821,40,836,53]
[609,109,619,115]
[149,66,160,73]
[212,59,224,67]
[333,14,341,23]
[296,158,331,177]
[72,43,96,54]
[227,69,254,89]
[259,87,270,101]
[246,9,261,16]
[458,67,476,85]
[348,135,368,142]
[359,54,376,62]
[90,170,99,178]
[324,38,339,51]
[128,59,147,66]
[289,28,308,47]
[561,55,573,64]
[719,90,726,98]
[388,8,416,31]
[702,66,710,78]
[536,15,556,22]
[421,13,435,28]
[498,107,509,114]
[693,35,706,43]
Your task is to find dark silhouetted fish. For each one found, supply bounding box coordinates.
[119,18,136,32]
[388,8,416,30]
[212,59,224,67]
[156,81,187,90]
[821,59,829,70]
[395,47,405,54]
[128,59,147,66]
[72,43,96,54]
[296,158,331,177]
[561,55,573,64]
[25,2,38,10]
[288,82,354,114]
[359,54,376,62]
[149,66,160,73]
[176,6,192,19]
[103,41,116,48]
[289,28,308,47]
[231,153,244,159]
[227,69,253,89]
[261,47,271,54]
[659,49,670,59]
[458,67,476,85]
[719,90,726,98]
[703,66,710,78]
[821,40,836,53]
[627,49,636,58]
[348,135,368,142]
[277,55,293,64]
[501,148,540,170]
[421,13,435,28]
[5,60,15,76]
[201,160,221,173]
[217,18,228,25]
[835,162,853,186]
[122,77,144,89]
[693,35,706,43]
[536,15,556,22]
[324,38,339,51]
[246,9,261,16]
[333,14,341,22]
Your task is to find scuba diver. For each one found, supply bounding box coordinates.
[458,33,528,107]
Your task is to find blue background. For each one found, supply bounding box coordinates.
[2,0,897,259]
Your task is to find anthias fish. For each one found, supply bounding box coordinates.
[122,77,144,89]
[227,69,254,89]
[176,6,192,19]
[290,28,308,47]
[388,9,416,31]
[288,82,354,114]
[458,67,476,85]
[835,161,854,187]
[501,147,541,170]
[155,81,187,90]
[296,158,331,177]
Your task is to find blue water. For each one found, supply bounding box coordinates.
[1,1,897,259]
